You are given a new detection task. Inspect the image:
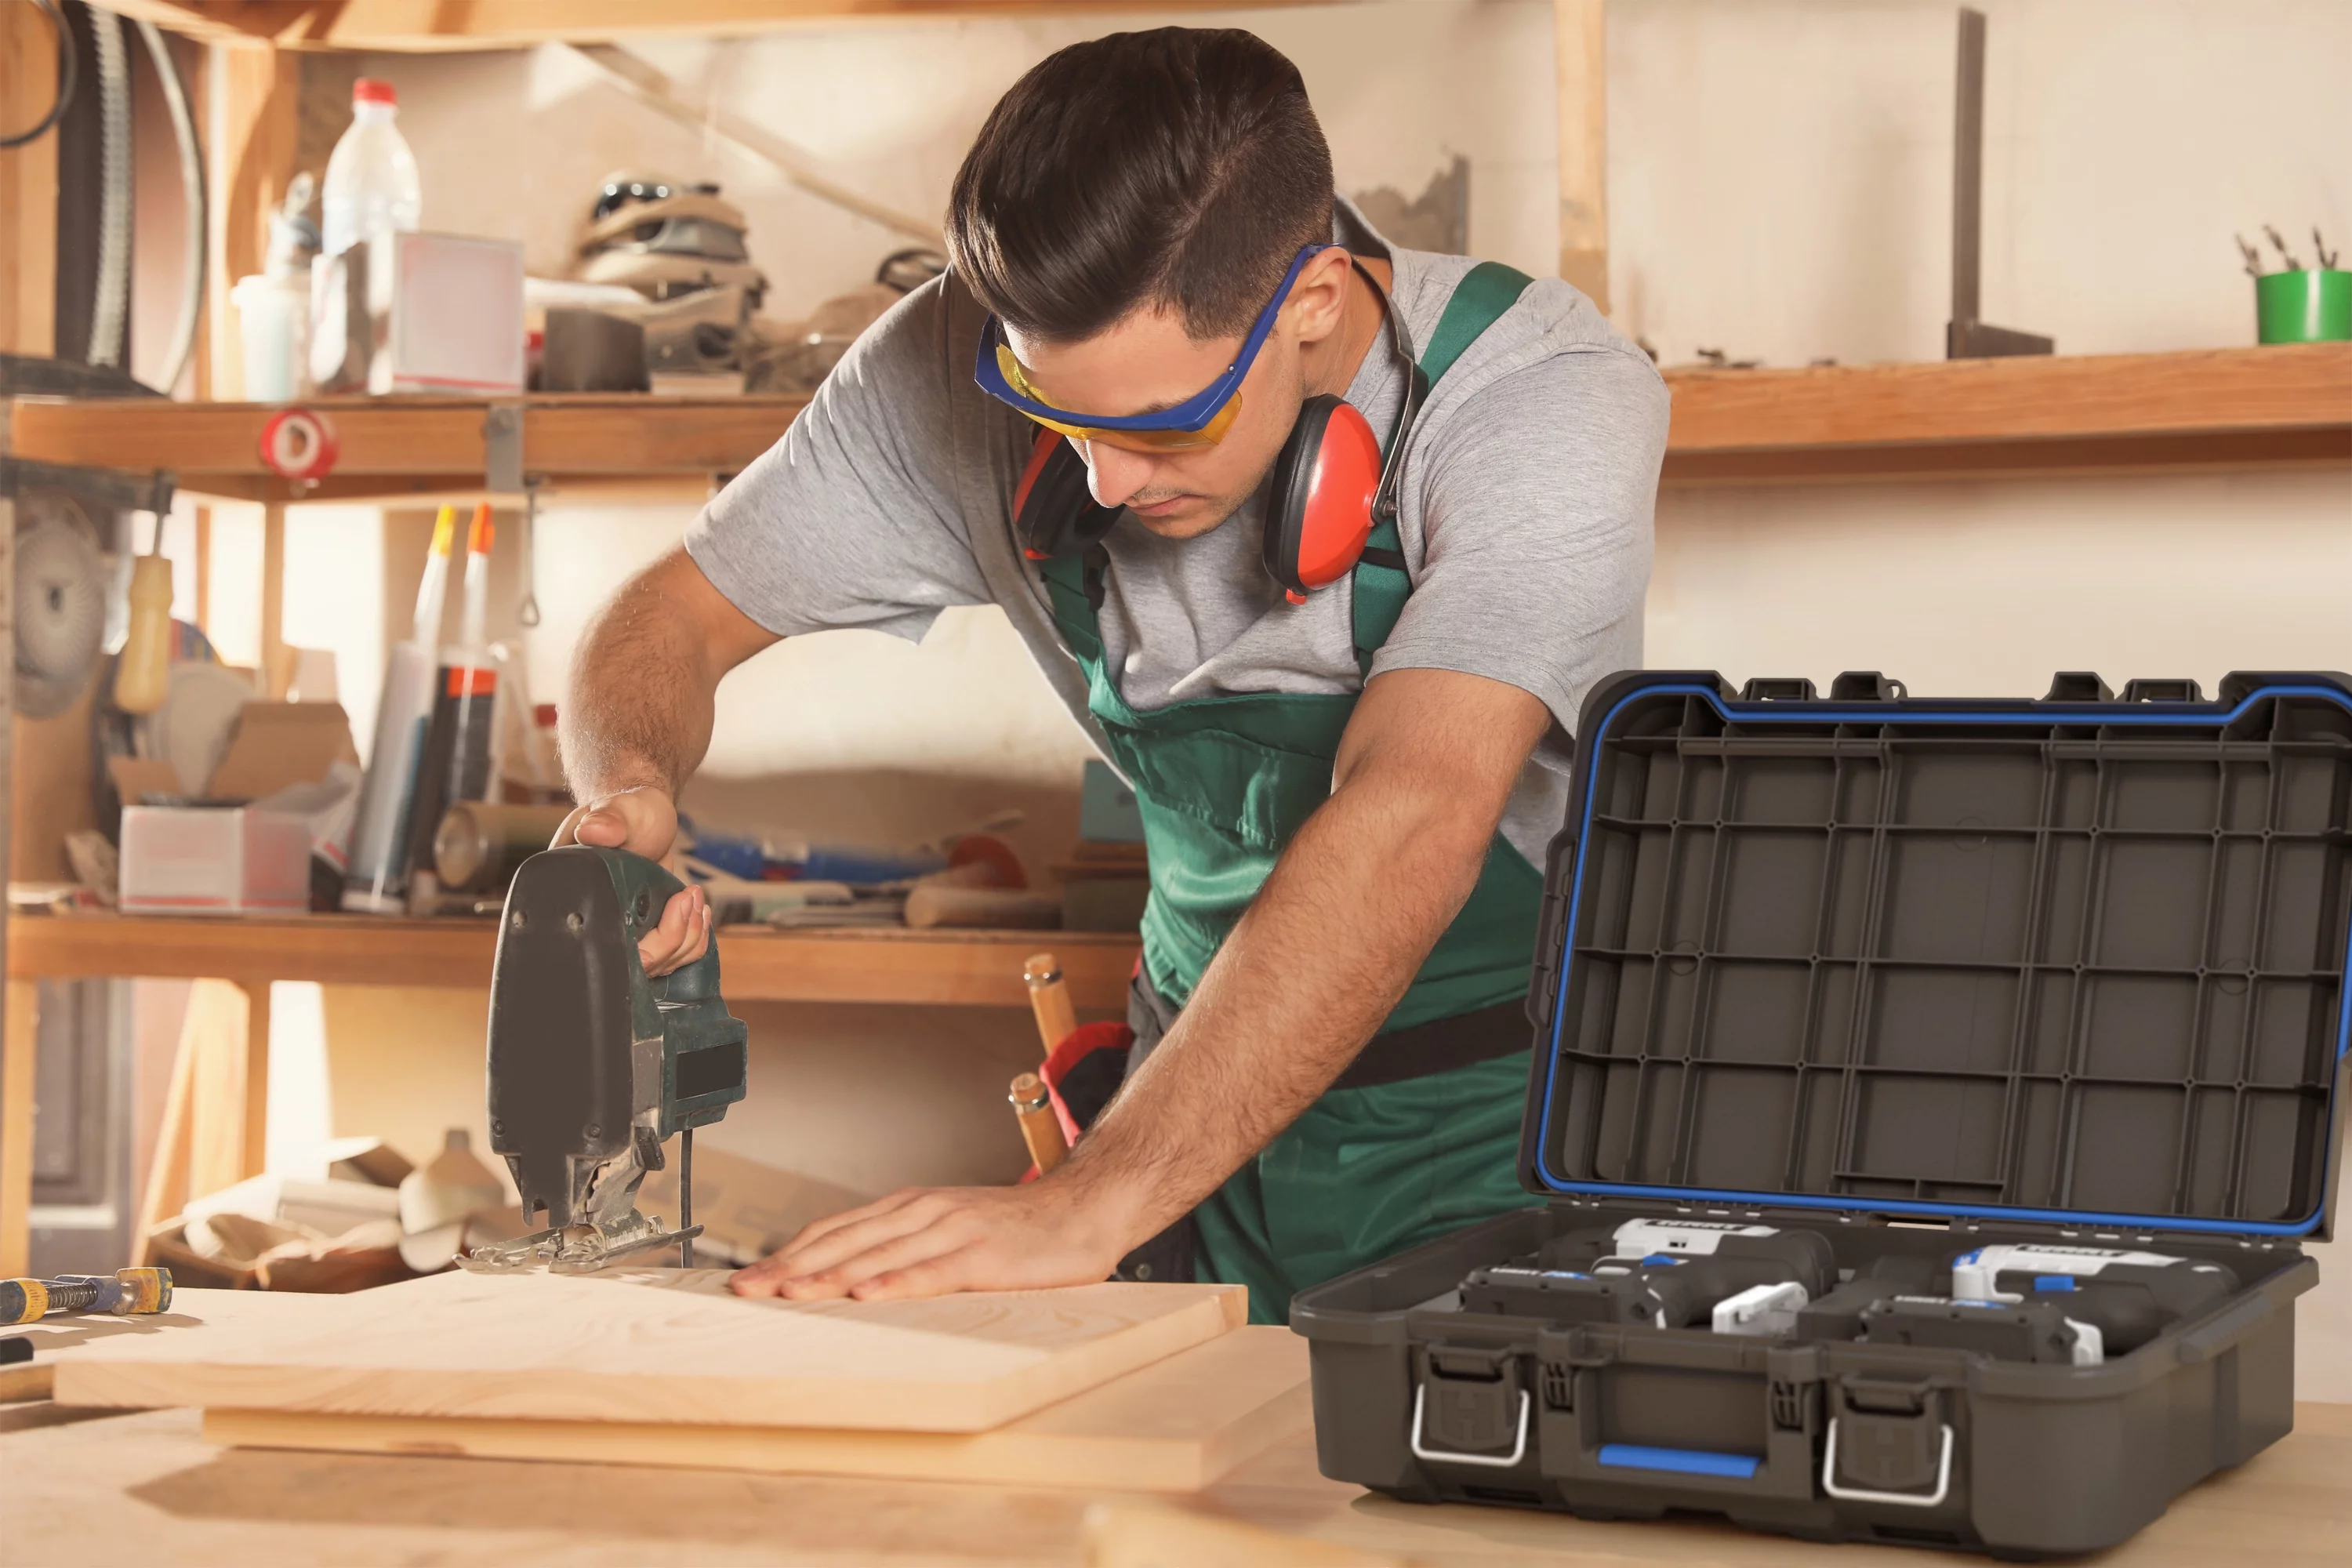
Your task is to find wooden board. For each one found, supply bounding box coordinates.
[55,1268,1246,1432]
[201,1323,1306,1493]
[9,911,1141,1011]
[1,1285,321,1404]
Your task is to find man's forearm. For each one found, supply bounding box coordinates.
[1062,678,1544,1246]
[561,550,762,801]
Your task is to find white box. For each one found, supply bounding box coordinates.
[370,230,526,394]
[118,805,314,916]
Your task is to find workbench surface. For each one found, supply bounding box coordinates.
[7,1383,2348,1564]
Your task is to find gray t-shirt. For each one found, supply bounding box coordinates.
[688,201,1668,866]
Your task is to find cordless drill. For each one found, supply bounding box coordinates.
[1461,1218,1835,1330]
[1947,1243,2238,1357]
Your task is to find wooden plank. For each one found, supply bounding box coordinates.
[15,347,2348,496]
[7,913,1141,1010]
[1553,0,1608,313]
[0,979,37,1277]
[5,394,807,496]
[258,500,288,697]
[0,1283,318,1404]
[1664,343,2352,452]
[181,978,252,1200]
[56,1267,1247,1432]
[0,0,60,358]
[204,42,301,401]
[1663,425,2352,488]
[203,1323,1308,1493]
[96,0,1352,53]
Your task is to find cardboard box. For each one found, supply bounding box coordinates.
[209,702,360,800]
[372,230,526,394]
[118,804,312,915]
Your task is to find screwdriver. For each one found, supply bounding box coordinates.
[0,1267,173,1324]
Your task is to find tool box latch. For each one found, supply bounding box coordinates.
[1739,677,1817,701]
[1410,1345,1529,1468]
[1822,1377,1953,1507]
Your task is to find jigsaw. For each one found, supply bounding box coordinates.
[462,847,748,1274]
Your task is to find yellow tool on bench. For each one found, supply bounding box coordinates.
[1,1267,172,1323]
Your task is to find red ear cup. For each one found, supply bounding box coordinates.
[1261,394,1383,603]
[1014,430,1120,561]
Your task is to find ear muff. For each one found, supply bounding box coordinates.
[1261,394,1384,604]
[1013,430,1120,561]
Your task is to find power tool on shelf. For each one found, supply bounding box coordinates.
[1461,1218,1836,1330]
[460,847,748,1275]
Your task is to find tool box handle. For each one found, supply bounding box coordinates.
[1820,1417,1955,1508]
[1408,1383,1530,1469]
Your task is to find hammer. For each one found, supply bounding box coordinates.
[1,1267,173,1324]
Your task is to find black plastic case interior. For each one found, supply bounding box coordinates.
[1526,671,2352,1239]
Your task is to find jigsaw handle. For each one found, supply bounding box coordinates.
[606,850,723,1000]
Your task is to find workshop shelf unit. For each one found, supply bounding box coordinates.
[6,343,2348,505]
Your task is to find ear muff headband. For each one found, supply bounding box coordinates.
[1261,263,1425,601]
[1013,430,1120,561]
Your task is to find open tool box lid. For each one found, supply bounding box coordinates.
[1521,670,2352,1246]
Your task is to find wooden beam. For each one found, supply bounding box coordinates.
[6,394,809,485]
[0,980,36,1276]
[259,500,288,697]
[204,41,300,401]
[1554,0,1608,314]
[98,0,1350,53]
[0,0,62,357]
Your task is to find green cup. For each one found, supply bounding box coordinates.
[2256,268,2352,343]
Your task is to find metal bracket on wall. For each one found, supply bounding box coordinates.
[482,403,542,626]
[1947,8,2052,358]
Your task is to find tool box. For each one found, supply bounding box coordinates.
[1292,670,2350,1558]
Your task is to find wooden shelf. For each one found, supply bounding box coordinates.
[1660,342,2352,485]
[12,346,2346,499]
[2,393,809,504]
[7,913,1138,1012]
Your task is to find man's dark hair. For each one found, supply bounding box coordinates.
[946,28,1334,345]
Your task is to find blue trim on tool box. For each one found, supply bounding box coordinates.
[1534,681,2352,1239]
[1597,1443,1762,1479]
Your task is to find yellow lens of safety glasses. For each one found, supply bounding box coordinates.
[995,343,1243,452]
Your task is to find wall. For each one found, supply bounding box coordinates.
[227,2,2346,1384]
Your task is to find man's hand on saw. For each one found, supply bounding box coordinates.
[554,786,710,976]
[729,1174,1144,1301]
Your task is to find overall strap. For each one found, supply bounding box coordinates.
[1350,260,1535,671]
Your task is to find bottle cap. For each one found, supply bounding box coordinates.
[353,78,397,107]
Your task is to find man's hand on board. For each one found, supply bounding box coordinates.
[729,1172,1145,1302]
[553,785,710,976]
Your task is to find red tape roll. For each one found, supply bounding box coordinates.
[256,406,340,481]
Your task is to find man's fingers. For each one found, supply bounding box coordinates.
[637,885,708,975]
[771,1196,958,1284]
[849,1244,986,1303]
[573,806,630,848]
[779,1214,978,1300]
[728,1190,934,1296]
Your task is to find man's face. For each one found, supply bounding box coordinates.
[1000,249,1355,539]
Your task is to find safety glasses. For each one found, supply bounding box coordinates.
[973,245,1328,452]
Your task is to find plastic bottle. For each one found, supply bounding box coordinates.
[319,78,421,264]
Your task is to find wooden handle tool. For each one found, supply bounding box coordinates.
[1023,951,1078,1057]
[1008,1073,1068,1174]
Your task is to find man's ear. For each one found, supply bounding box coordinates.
[1283,247,1356,347]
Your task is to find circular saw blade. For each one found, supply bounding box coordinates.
[14,509,110,719]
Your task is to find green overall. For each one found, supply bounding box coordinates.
[1040,264,1546,1324]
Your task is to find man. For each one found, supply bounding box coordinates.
[558,28,1666,1323]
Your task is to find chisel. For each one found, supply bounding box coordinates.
[1009,1072,1069,1174]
